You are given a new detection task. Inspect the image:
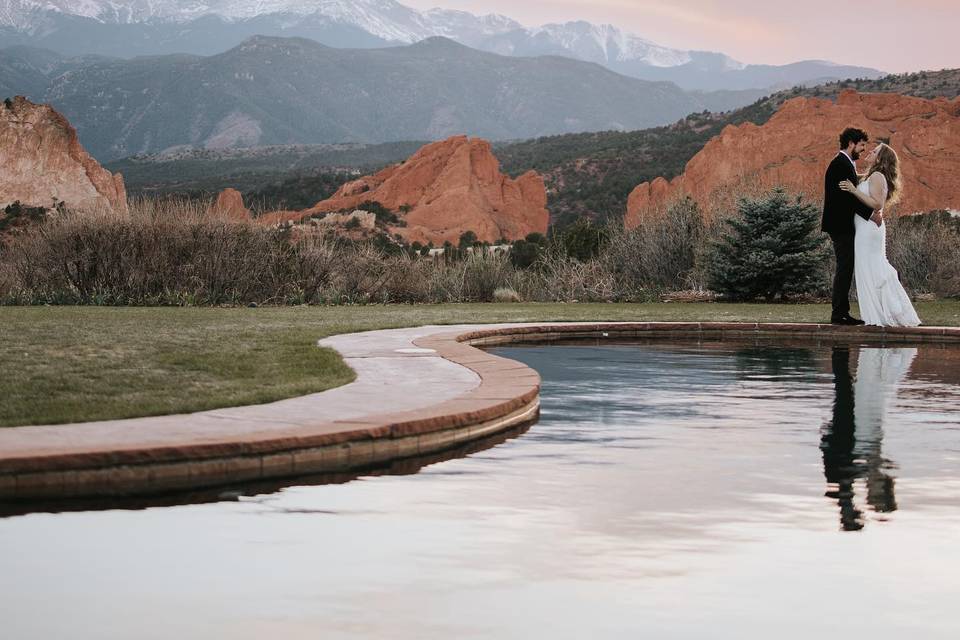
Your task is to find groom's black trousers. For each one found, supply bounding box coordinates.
[829,232,855,320]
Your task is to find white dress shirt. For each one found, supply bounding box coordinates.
[839,150,857,170]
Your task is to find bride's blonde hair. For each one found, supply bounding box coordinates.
[864,142,902,206]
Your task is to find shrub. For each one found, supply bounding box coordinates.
[707,188,828,301]
[603,196,704,296]
[508,232,549,269]
[493,287,522,303]
[551,217,608,262]
[458,230,479,249]
[0,200,56,232]
[886,211,960,297]
[328,244,393,303]
[534,250,615,302]
[1,199,344,305]
[459,252,514,302]
[379,254,432,303]
[509,239,537,269]
[356,200,398,224]
[2,194,953,306]
[525,232,546,244]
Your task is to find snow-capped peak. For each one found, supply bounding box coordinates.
[530,21,693,68]
[0,0,736,71]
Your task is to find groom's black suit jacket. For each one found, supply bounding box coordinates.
[821,153,874,235]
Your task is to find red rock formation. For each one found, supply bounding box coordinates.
[208,188,251,221]
[0,96,127,214]
[626,91,960,227]
[280,136,549,245]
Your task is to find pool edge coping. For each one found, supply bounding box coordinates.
[2,321,958,501]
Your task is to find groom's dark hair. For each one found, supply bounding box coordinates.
[839,127,869,149]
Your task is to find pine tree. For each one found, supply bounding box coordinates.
[707,188,828,301]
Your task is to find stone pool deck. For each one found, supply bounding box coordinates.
[2,321,959,502]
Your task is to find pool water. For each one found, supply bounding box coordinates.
[2,340,959,639]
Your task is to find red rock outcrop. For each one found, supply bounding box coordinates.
[626,90,960,227]
[282,136,549,245]
[208,188,252,221]
[0,96,127,214]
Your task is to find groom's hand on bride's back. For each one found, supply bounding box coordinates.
[871,211,883,227]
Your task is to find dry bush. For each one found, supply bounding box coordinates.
[3,194,955,306]
[427,252,516,302]
[282,233,340,304]
[1,198,344,305]
[459,252,515,302]
[493,287,521,303]
[380,253,433,303]
[533,250,616,302]
[599,225,647,299]
[327,244,395,303]
[325,246,436,304]
[604,196,704,296]
[0,254,18,303]
[886,212,960,297]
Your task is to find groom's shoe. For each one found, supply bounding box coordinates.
[831,315,865,326]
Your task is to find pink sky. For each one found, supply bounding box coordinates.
[405,0,958,73]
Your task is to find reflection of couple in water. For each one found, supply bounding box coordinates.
[820,345,916,531]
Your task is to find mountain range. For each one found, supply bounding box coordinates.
[1,36,770,161]
[0,0,884,91]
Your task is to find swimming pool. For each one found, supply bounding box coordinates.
[2,339,958,638]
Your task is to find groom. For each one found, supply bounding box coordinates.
[821,127,882,325]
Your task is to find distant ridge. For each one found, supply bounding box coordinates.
[0,0,884,91]
[0,36,767,161]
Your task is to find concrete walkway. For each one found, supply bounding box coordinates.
[0,323,542,500]
[0,324,494,459]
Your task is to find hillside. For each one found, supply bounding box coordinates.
[108,141,426,198]
[496,69,960,226]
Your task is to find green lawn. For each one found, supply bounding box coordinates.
[3,301,959,427]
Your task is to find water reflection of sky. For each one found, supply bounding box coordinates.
[1,341,959,639]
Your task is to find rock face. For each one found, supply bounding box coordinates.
[294,136,549,245]
[208,188,251,221]
[0,96,127,214]
[625,90,960,227]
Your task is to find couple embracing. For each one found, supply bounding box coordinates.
[822,127,921,327]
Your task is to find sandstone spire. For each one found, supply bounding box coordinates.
[625,90,960,227]
[0,96,127,214]
[283,135,549,245]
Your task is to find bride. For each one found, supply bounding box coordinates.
[839,143,921,327]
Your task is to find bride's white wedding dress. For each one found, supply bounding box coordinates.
[853,175,921,327]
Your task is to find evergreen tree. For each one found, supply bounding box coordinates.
[552,217,608,262]
[509,232,548,269]
[458,230,479,249]
[707,188,828,301]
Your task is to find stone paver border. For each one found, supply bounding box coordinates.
[2,321,959,503]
